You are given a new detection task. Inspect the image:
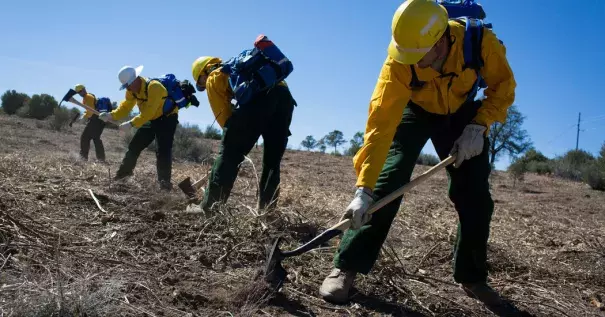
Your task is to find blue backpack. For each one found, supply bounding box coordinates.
[147,74,190,115]
[95,97,113,113]
[133,74,199,115]
[220,34,293,106]
[88,93,113,113]
[410,0,500,101]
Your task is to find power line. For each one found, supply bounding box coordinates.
[545,123,577,146]
[581,115,605,124]
[581,114,605,121]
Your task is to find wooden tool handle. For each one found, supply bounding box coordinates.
[68,97,119,125]
[69,97,101,115]
[324,155,455,233]
[281,156,455,258]
[368,155,455,215]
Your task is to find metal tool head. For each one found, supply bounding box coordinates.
[62,88,77,103]
[263,237,288,289]
[178,176,196,198]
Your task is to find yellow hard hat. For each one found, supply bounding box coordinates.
[191,56,222,82]
[74,84,86,92]
[387,0,449,65]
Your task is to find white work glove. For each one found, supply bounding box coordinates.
[451,123,487,168]
[98,112,112,122]
[119,121,133,132]
[341,187,374,230]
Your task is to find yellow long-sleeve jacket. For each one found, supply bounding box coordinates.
[354,20,516,190]
[110,76,178,128]
[82,93,96,119]
[205,66,288,128]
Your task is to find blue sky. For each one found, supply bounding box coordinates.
[1,0,604,170]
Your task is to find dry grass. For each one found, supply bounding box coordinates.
[0,115,604,316]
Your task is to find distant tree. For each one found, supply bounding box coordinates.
[301,135,317,151]
[112,101,118,109]
[324,130,346,154]
[23,94,58,119]
[517,147,549,164]
[345,131,364,156]
[1,90,29,115]
[204,124,222,140]
[417,152,440,166]
[488,104,532,164]
[317,137,327,153]
[515,147,552,175]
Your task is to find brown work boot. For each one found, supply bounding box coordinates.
[462,282,523,316]
[319,268,356,304]
[462,282,503,306]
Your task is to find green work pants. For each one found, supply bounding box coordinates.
[116,114,179,189]
[202,85,296,212]
[334,100,494,284]
[80,115,106,160]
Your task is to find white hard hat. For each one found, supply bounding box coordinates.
[118,65,144,90]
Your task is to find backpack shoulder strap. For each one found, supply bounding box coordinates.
[133,78,159,101]
[460,17,485,72]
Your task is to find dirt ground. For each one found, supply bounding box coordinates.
[1,114,604,317]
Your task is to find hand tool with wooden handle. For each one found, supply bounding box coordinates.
[264,155,456,288]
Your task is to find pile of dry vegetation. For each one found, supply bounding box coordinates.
[0,114,604,317]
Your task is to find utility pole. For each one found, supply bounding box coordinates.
[576,112,581,151]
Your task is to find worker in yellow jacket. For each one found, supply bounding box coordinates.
[319,0,516,308]
[99,65,180,191]
[190,55,296,214]
[72,84,108,162]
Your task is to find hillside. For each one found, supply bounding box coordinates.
[0,114,604,317]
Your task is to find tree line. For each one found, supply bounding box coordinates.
[3,88,604,191]
[301,105,534,164]
[0,89,223,140]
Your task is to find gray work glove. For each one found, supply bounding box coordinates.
[451,124,487,168]
[98,112,111,122]
[341,187,374,229]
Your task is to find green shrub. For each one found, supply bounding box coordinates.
[1,90,29,115]
[49,106,71,131]
[521,148,549,163]
[508,158,527,187]
[173,125,213,163]
[526,160,552,175]
[417,153,440,166]
[582,162,605,191]
[22,94,58,119]
[16,105,30,118]
[204,124,222,140]
[551,149,595,181]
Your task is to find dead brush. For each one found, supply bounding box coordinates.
[205,277,275,317]
[3,115,605,316]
